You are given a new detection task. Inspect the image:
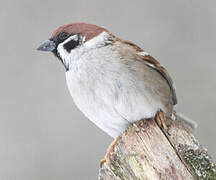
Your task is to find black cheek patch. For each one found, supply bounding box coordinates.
[63,39,80,53]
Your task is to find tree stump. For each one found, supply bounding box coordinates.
[98,116,216,180]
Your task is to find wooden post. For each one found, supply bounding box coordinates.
[98,117,216,180]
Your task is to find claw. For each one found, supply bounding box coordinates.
[100,158,107,168]
[100,136,120,167]
[155,110,168,131]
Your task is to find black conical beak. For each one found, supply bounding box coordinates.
[37,40,55,52]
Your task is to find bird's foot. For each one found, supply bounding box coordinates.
[155,110,168,131]
[100,136,120,167]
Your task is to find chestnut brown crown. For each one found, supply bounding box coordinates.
[37,22,109,53]
[51,22,108,42]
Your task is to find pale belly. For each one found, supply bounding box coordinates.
[65,62,173,138]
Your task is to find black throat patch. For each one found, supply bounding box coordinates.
[51,33,81,71]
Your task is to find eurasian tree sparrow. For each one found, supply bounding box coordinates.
[37,22,195,164]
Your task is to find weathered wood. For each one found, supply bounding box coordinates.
[98,117,216,180]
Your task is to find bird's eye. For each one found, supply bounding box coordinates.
[59,32,70,40]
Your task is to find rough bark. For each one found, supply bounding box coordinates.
[98,116,216,180]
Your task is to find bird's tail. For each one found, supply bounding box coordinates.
[173,112,198,131]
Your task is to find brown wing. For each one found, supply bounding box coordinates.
[116,39,178,105]
[138,53,178,105]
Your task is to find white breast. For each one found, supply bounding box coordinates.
[63,32,173,138]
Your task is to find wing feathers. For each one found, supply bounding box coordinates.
[138,52,178,105]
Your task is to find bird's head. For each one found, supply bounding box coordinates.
[37,23,113,70]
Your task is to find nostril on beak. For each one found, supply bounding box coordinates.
[37,40,55,52]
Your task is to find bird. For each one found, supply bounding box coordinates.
[37,22,196,165]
